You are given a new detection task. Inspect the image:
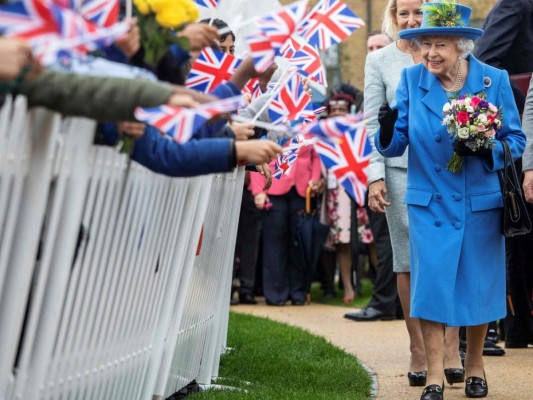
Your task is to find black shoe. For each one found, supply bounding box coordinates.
[291,299,305,306]
[444,368,465,385]
[505,337,533,348]
[482,340,505,356]
[486,328,499,344]
[420,383,444,400]
[266,299,286,306]
[343,307,395,322]
[239,294,258,304]
[230,298,239,306]
[465,376,488,398]
[408,371,427,386]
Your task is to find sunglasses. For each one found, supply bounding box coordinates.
[329,100,349,106]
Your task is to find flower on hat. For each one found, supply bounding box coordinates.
[425,0,464,28]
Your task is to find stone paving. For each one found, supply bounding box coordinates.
[232,301,533,399]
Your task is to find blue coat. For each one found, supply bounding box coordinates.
[376,55,526,326]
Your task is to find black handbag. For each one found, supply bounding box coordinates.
[497,140,532,237]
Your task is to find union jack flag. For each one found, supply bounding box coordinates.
[186,48,242,93]
[80,0,119,27]
[0,0,126,64]
[314,124,371,205]
[300,104,326,123]
[194,0,220,9]
[255,0,308,55]
[135,95,245,143]
[289,43,326,85]
[298,0,365,50]
[268,73,311,125]
[273,135,306,179]
[242,78,262,103]
[302,114,364,141]
[280,36,302,58]
[246,32,275,73]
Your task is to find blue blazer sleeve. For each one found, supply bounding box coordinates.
[192,82,241,139]
[489,70,527,171]
[376,68,410,158]
[131,126,236,177]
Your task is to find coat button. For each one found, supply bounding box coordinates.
[435,220,442,227]
[434,164,442,172]
[435,193,443,200]
[452,193,463,201]
[434,135,442,142]
[454,222,463,230]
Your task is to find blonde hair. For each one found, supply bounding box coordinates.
[382,0,427,40]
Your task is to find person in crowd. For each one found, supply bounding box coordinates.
[524,76,533,206]
[322,91,358,304]
[367,31,393,53]
[376,2,526,398]
[475,0,533,351]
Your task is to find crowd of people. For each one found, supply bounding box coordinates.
[1,1,532,400]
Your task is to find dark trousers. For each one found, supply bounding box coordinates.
[261,187,306,303]
[504,198,533,343]
[234,188,262,296]
[366,209,397,316]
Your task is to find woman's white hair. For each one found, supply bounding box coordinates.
[382,0,426,40]
[413,36,475,58]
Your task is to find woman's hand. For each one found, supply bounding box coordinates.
[309,178,325,196]
[368,180,391,213]
[254,192,269,210]
[118,121,146,140]
[256,163,273,190]
[378,101,398,147]
[523,170,533,203]
[230,122,255,141]
[452,140,492,160]
[235,140,282,165]
[0,38,33,80]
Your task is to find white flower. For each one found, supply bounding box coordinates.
[466,106,474,113]
[477,114,487,123]
[443,103,452,113]
[458,127,470,139]
[463,97,471,106]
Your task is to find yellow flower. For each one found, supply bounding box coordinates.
[179,0,200,22]
[156,8,188,29]
[134,0,151,15]
[147,0,172,14]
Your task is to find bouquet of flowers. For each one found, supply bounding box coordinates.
[442,93,502,173]
[134,0,199,67]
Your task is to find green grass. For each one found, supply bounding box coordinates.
[309,278,374,308]
[192,312,372,400]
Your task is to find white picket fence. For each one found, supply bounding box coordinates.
[0,96,244,400]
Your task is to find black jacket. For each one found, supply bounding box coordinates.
[475,0,533,75]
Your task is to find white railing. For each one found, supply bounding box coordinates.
[0,97,243,400]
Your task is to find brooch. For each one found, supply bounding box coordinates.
[484,77,492,88]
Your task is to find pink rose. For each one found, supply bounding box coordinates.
[470,97,481,108]
[484,129,496,138]
[457,111,470,126]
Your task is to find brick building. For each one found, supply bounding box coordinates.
[281,0,499,91]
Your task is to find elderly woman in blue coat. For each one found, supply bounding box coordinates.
[376,2,526,400]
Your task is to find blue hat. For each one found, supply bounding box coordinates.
[399,1,483,41]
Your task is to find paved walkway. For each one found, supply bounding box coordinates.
[232,301,532,399]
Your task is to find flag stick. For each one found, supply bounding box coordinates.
[251,69,296,123]
[231,115,290,133]
[126,0,133,20]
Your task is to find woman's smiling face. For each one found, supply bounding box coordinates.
[395,0,424,31]
[420,36,461,78]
